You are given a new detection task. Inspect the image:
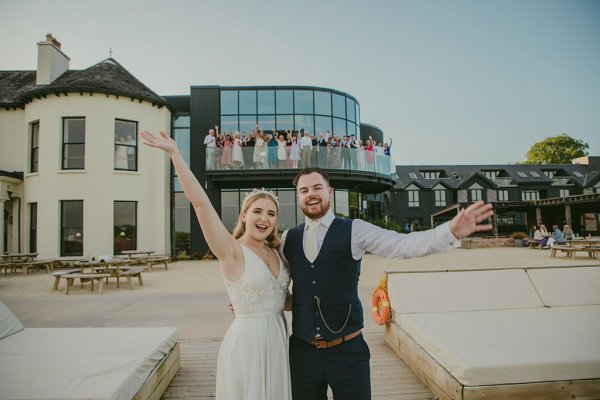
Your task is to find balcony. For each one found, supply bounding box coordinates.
[205,147,397,193]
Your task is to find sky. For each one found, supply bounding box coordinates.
[1,0,599,166]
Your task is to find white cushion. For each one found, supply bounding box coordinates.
[0,301,24,340]
[395,305,600,386]
[387,269,543,313]
[0,327,177,400]
[527,266,600,306]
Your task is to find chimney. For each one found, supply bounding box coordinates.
[36,33,70,85]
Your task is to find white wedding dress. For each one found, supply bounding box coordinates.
[216,244,292,400]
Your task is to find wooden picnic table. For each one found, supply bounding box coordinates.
[1,252,39,263]
[565,238,600,247]
[121,250,155,259]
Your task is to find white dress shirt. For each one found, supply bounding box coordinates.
[280,209,459,264]
[204,134,216,147]
[299,135,313,149]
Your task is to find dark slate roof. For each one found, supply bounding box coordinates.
[0,58,170,109]
[0,71,37,106]
[394,163,594,190]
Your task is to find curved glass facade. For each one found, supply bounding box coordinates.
[219,87,360,137]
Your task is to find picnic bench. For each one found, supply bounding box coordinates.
[130,255,170,271]
[93,265,144,289]
[550,245,600,259]
[526,239,543,249]
[62,273,112,294]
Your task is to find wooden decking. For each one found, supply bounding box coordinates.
[161,331,434,399]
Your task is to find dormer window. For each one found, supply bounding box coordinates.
[482,170,499,180]
[421,171,441,179]
[543,170,555,178]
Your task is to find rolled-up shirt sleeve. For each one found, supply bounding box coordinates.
[351,220,459,260]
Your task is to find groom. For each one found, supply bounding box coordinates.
[280,167,493,400]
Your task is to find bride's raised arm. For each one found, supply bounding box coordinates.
[140,131,242,272]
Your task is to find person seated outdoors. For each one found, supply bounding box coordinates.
[529,225,537,239]
[563,224,575,240]
[547,225,566,248]
[534,226,548,248]
[539,224,550,237]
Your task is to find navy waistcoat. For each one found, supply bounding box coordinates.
[283,218,363,342]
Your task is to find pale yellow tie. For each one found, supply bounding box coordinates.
[304,220,320,263]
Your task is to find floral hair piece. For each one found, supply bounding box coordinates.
[242,188,279,210]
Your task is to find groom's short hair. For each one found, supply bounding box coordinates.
[293,168,330,187]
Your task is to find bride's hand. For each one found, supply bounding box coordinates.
[140,131,178,155]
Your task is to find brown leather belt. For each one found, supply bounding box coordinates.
[308,330,362,349]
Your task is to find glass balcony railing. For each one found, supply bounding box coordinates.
[205,146,397,178]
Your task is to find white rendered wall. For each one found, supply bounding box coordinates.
[21,93,171,258]
[0,108,25,172]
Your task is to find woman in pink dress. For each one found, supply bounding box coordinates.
[221,135,233,169]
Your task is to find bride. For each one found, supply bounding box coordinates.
[140,131,292,400]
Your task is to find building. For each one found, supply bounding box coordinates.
[1,34,171,258]
[165,86,396,257]
[390,161,600,235]
[1,35,397,258]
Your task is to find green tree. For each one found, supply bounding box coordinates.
[524,134,589,164]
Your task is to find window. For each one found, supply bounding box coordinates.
[315,116,332,136]
[408,172,418,180]
[559,189,570,198]
[30,121,39,173]
[275,90,293,114]
[521,190,540,201]
[61,200,83,256]
[434,188,446,207]
[543,170,555,178]
[221,91,238,114]
[421,171,440,179]
[530,171,541,178]
[517,171,528,178]
[346,98,356,122]
[333,117,346,135]
[332,94,346,118]
[257,90,275,114]
[408,188,420,208]
[334,189,349,218]
[114,119,137,170]
[294,90,313,114]
[114,201,137,255]
[470,189,483,201]
[573,171,584,178]
[497,190,509,201]
[29,203,37,253]
[239,90,257,114]
[469,184,483,202]
[239,115,257,134]
[276,115,293,131]
[482,170,499,180]
[314,91,332,115]
[62,117,85,169]
[257,115,275,131]
[220,115,238,133]
[173,193,191,256]
[294,115,314,133]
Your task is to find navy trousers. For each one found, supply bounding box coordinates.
[289,334,371,400]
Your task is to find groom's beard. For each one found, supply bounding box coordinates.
[301,196,331,220]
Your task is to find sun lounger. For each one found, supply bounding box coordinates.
[0,301,180,400]
[384,266,600,399]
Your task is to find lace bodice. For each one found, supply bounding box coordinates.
[224,245,290,315]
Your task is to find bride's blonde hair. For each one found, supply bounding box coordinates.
[232,189,280,248]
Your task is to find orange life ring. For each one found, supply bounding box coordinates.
[372,288,390,325]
